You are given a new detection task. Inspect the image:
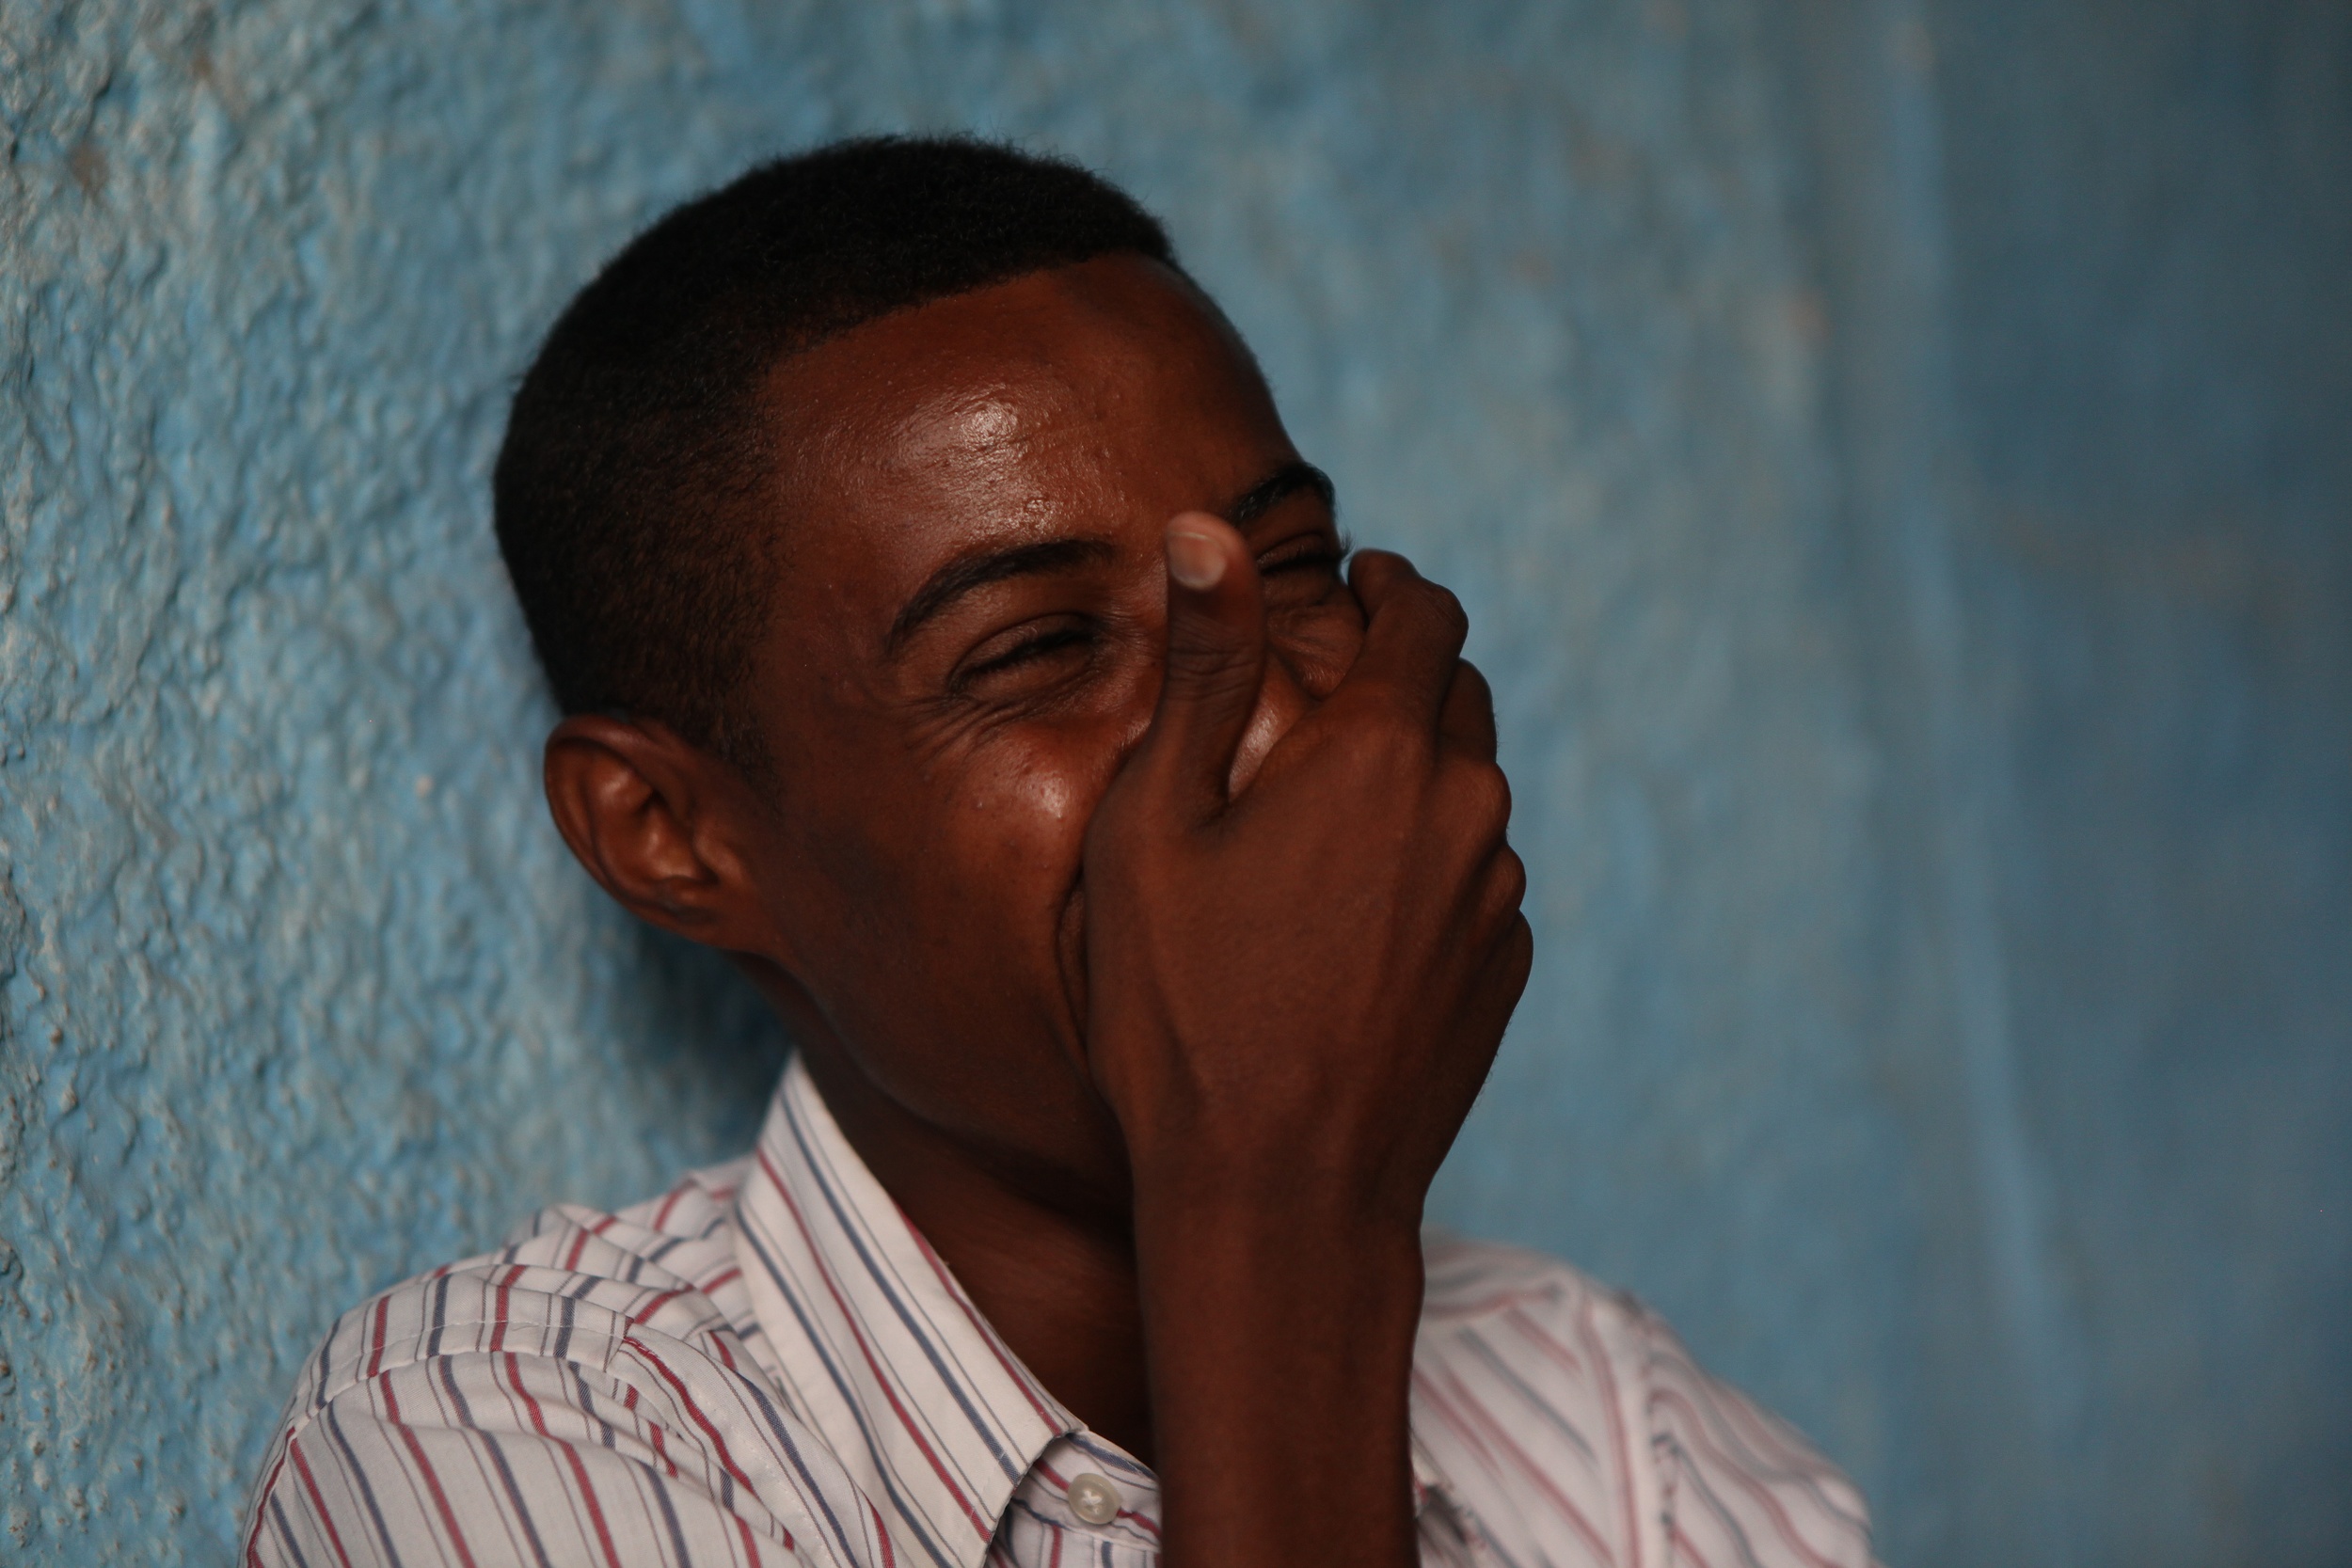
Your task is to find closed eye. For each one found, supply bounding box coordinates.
[1259,531,1354,577]
[951,621,1097,692]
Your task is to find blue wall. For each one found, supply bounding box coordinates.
[2,2,2344,1562]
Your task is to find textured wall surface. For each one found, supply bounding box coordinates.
[2,1,2345,1564]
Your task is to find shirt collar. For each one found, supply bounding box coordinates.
[731,1056,1078,1568]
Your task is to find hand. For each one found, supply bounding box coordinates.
[1077,511,1532,1568]
[1081,513,1532,1225]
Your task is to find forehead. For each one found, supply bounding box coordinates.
[756,256,1293,639]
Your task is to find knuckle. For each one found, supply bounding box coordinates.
[1493,847,1529,911]
[1327,731,1415,798]
[1420,582,1470,641]
[1327,718,1389,776]
[1172,658,1262,710]
[1487,763,1515,824]
[1165,636,1261,693]
[1471,849,1530,935]
[1453,657,1496,708]
[1166,618,1250,666]
[1453,760,1513,834]
[1354,704,1427,766]
[1348,549,1422,613]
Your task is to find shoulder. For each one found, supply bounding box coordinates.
[242,1160,880,1568]
[1412,1231,1878,1568]
[1415,1228,1647,1399]
[554,1155,752,1248]
[282,1157,759,1429]
[1633,1293,1877,1568]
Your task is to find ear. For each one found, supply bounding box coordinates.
[541,714,782,958]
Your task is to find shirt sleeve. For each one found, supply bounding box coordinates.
[241,1234,883,1568]
[1636,1308,1880,1568]
[245,1343,803,1568]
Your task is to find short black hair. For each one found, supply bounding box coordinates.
[492,136,1181,766]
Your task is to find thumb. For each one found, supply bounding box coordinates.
[1141,512,1266,816]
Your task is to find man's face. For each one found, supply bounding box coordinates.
[735,255,1364,1211]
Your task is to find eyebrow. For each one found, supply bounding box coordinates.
[885,537,1119,654]
[1229,460,1337,529]
[882,459,1340,655]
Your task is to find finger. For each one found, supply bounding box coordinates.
[1464,885,1534,1024]
[1438,657,1500,764]
[1136,512,1267,816]
[1336,550,1470,730]
[1437,752,1515,866]
[1478,843,1530,932]
[1482,910,1536,1022]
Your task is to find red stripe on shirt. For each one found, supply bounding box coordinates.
[505,1351,628,1568]
[624,1334,763,1496]
[364,1295,392,1382]
[287,1437,359,1568]
[1426,1363,1616,1565]
[380,1380,483,1568]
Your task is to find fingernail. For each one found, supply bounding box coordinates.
[1166,523,1226,590]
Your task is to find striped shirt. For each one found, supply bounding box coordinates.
[245,1057,1877,1568]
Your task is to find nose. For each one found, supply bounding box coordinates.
[1225,644,1314,795]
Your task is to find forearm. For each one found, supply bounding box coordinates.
[1134,1181,1426,1568]
[1082,524,1526,1565]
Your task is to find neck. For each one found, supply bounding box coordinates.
[792,1037,1158,1465]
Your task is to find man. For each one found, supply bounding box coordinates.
[246,137,1875,1568]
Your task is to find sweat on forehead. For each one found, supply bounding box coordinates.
[769,256,1274,498]
[490,135,1194,768]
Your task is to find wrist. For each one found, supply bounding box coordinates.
[1119,1095,1433,1227]
[1129,1165,1425,1263]
[1123,1119,1433,1347]
[1129,1183,1427,1389]
[1130,1184,1425,1568]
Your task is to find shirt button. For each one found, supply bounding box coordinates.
[1067,1472,1123,1526]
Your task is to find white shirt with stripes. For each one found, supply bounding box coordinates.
[245,1056,1878,1568]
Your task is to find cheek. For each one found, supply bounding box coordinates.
[948,653,1158,881]
[954,734,1112,883]
[1009,765,1081,828]
[995,728,1095,816]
